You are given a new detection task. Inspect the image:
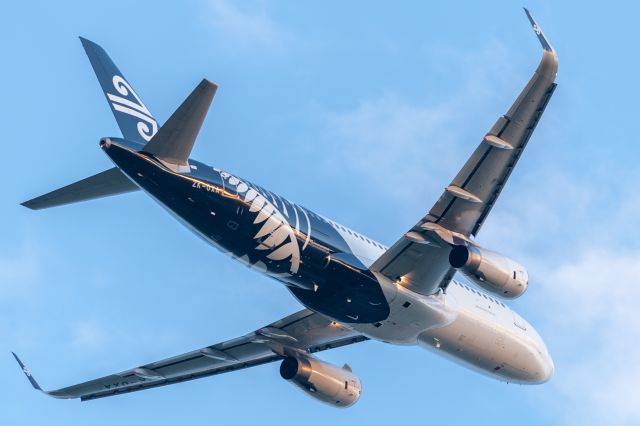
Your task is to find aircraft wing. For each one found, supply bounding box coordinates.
[13,309,365,401]
[370,9,558,295]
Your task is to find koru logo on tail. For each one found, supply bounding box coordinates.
[107,75,158,142]
[533,23,542,35]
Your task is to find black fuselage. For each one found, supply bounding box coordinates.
[102,138,390,324]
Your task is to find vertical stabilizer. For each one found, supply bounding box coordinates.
[80,37,159,144]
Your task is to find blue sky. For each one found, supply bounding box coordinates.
[2,1,639,425]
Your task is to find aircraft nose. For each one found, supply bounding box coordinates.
[518,322,554,384]
[497,349,554,384]
[539,351,555,383]
[529,339,554,384]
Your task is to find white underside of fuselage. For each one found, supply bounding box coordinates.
[350,276,554,384]
[319,216,554,384]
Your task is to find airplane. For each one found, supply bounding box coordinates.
[13,9,557,407]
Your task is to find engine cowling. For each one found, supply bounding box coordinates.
[449,245,528,299]
[279,357,362,407]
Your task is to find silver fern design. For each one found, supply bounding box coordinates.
[220,172,304,275]
[107,75,158,141]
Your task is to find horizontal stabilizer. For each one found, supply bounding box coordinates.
[22,167,139,210]
[142,79,217,171]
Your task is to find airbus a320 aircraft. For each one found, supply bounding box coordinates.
[14,9,557,407]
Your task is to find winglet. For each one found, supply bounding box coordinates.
[11,352,73,399]
[12,352,43,392]
[524,8,555,54]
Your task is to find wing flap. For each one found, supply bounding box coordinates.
[83,354,282,401]
[426,48,557,237]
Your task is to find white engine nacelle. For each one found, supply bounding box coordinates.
[449,245,528,299]
[279,357,362,408]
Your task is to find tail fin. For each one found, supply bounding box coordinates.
[142,79,217,171]
[22,39,216,210]
[22,167,138,210]
[22,38,152,211]
[80,37,158,144]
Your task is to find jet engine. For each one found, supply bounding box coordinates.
[449,245,528,299]
[279,356,362,407]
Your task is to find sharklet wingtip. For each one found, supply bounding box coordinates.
[523,8,555,54]
[78,36,94,48]
[12,351,43,392]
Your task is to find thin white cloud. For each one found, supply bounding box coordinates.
[208,0,285,49]
[70,321,108,350]
[478,169,594,259]
[313,41,519,214]
[538,249,640,426]
[472,165,640,426]
[323,94,458,202]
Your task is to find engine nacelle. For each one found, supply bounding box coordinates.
[449,245,528,299]
[279,357,362,408]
